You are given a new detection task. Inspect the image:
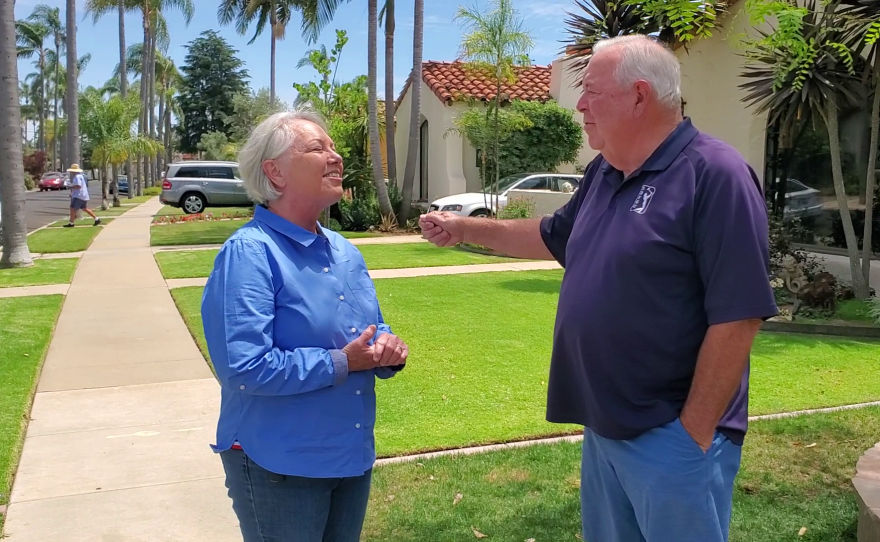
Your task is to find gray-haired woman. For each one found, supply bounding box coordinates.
[201,107,408,542]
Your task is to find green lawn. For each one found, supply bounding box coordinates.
[800,299,877,325]
[155,244,525,279]
[0,295,64,534]
[170,270,880,457]
[48,217,115,227]
[0,259,78,288]
[28,227,101,253]
[150,218,384,247]
[155,205,254,217]
[363,407,878,542]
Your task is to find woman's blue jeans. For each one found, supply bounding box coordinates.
[220,448,373,542]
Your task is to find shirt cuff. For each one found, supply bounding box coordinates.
[329,349,349,386]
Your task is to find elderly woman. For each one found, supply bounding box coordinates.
[201,107,408,542]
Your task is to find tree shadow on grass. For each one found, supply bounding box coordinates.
[497,277,562,295]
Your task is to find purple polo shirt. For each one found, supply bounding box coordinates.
[540,118,777,445]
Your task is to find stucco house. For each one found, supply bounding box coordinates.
[393,2,780,205]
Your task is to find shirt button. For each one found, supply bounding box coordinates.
[339,295,345,301]
[351,327,357,333]
[239,385,245,390]
[356,390,361,395]
[355,423,361,429]
[323,267,330,273]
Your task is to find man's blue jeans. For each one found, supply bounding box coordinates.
[581,419,742,542]
[220,448,372,542]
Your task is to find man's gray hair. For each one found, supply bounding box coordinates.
[237,105,329,205]
[592,35,682,111]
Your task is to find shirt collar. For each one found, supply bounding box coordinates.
[602,117,700,179]
[253,205,337,250]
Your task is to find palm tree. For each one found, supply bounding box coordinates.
[80,89,160,208]
[20,81,37,145]
[741,0,871,298]
[840,0,880,286]
[454,0,533,211]
[1,0,35,268]
[66,0,80,167]
[218,0,301,104]
[15,19,49,153]
[27,5,64,169]
[367,0,394,218]
[399,0,422,224]
[381,0,397,188]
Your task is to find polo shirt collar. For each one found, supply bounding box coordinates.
[603,117,700,179]
[253,205,337,250]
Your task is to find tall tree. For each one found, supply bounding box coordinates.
[741,0,871,298]
[66,0,80,168]
[218,0,301,104]
[118,0,133,199]
[1,0,34,268]
[454,0,534,212]
[399,0,423,224]
[177,30,249,153]
[15,19,49,153]
[381,0,397,188]
[367,0,393,218]
[27,5,63,169]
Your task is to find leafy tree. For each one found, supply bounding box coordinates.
[177,30,249,153]
[226,88,286,143]
[493,100,584,180]
[198,131,239,161]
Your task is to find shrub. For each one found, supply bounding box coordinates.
[23,150,46,179]
[869,298,880,325]
[498,197,535,220]
[769,214,823,280]
[339,193,380,231]
[23,173,36,190]
[325,218,342,231]
[143,187,162,196]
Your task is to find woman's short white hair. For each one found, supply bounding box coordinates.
[237,105,329,205]
[592,35,682,111]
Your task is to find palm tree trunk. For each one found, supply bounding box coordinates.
[111,163,120,207]
[39,54,46,153]
[119,0,133,200]
[137,10,148,197]
[165,100,172,166]
[399,0,423,223]
[52,36,61,169]
[384,0,397,188]
[368,0,393,217]
[101,162,109,210]
[0,0,34,268]
[270,0,277,104]
[157,89,165,178]
[863,68,880,289]
[66,0,79,167]
[493,83,500,216]
[825,95,870,298]
[148,28,158,189]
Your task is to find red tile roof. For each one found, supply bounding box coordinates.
[400,61,552,107]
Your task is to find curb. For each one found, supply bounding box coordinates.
[762,320,880,339]
[373,401,880,468]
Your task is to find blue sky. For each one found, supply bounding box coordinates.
[15,0,576,106]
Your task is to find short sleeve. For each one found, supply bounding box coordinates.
[694,158,778,325]
[539,158,602,266]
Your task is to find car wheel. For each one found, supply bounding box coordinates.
[181,192,207,214]
[469,209,491,218]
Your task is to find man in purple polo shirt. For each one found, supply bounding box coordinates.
[420,35,777,541]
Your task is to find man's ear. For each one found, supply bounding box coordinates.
[633,80,651,115]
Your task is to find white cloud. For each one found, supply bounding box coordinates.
[521,1,571,19]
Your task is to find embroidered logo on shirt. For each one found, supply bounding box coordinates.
[630,185,656,215]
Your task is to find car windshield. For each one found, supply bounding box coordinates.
[786,179,808,193]
[482,173,530,194]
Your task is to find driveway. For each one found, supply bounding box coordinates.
[809,251,880,290]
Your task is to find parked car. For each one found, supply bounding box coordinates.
[783,178,824,219]
[429,172,582,217]
[160,161,249,214]
[110,175,129,195]
[38,172,67,191]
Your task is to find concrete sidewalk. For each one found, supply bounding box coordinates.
[4,198,237,541]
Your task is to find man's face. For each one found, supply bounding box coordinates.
[575,51,636,153]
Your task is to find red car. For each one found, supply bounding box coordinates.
[38,172,67,191]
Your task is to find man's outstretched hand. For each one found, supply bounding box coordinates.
[419,212,465,247]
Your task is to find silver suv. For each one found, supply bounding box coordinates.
[160,161,251,214]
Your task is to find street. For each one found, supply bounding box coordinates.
[24,180,104,232]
